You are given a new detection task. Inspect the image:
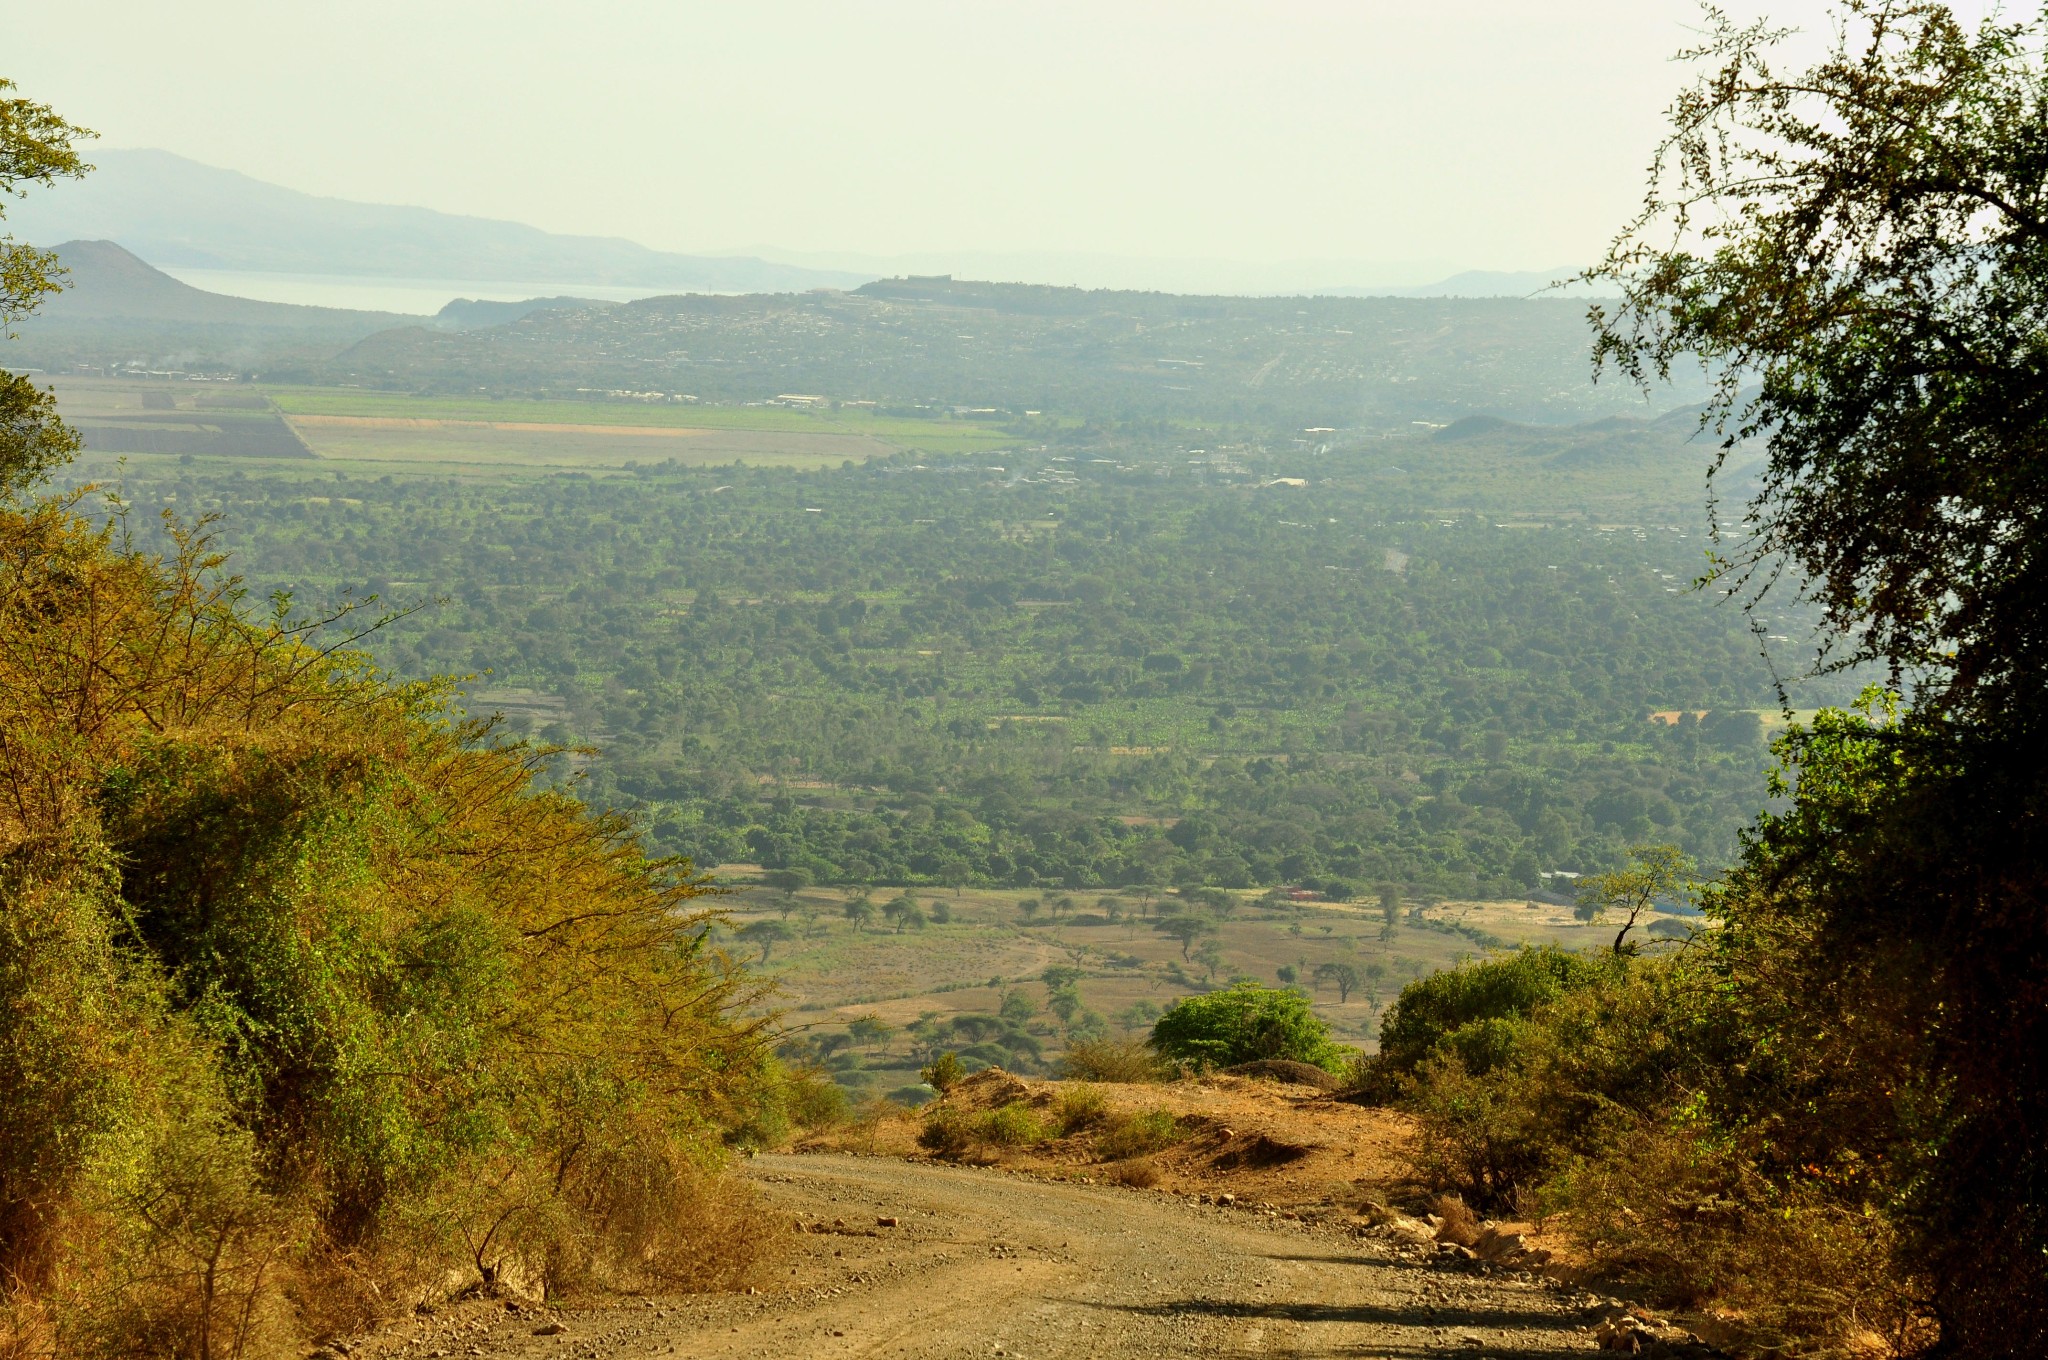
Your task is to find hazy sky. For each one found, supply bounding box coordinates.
[14,1,1871,276]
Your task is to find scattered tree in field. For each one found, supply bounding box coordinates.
[848,1015,894,1051]
[1573,844,1693,955]
[1154,913,1217,960]
[1276,963,1298,985]
[883,891,925,933]
[739,918,792,963]
[1193,937,1226,983]
[1313,961,1360,1004]
[843,893,877,933]
[761,868,810,916]
[927,898,952,925]
[999,989,1037,1025]
[1017,897,1041,924]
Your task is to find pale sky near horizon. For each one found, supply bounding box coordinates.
[11,1,1908,277]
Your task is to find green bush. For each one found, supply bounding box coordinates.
[784,1071,853,1129]
[1375,946,1607,1077]
[1149,983,1343,1071]
[920,1051,966,1092]
[1403,961,1686,1206]
[0,494,781,1348]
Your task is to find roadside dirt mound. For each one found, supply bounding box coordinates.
[941,1066,1033,1110]
[1207,1129,1316,1169]
[1222,1058,1342,1089]
[800,1071,1421,1214]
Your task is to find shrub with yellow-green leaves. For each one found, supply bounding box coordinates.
[0,502,783,1356]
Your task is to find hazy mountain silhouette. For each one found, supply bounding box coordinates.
[10,149,872,293]
[31,240,406,329]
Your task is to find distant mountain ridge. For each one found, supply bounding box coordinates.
[9,150,1607,302]
[32,240,407,328]
[9,149,872,294]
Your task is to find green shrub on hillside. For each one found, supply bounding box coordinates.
[1149,984,1343,1071]
[1375,946,1606,1077]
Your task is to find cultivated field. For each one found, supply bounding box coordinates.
[282,412,894,470]
[47,378,1023,476]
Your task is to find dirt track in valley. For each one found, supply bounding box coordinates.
[382,1153,1612,1360]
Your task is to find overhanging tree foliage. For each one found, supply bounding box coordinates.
[1589,5,2048,1349]
[0,81,89,496]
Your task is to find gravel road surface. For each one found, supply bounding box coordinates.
[389,1153,1605,1360]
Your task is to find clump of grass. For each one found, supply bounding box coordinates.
[1061,1037,1165,1083]
[1105,1158,1160,1188]
[1426,1192,1482,1247]
[1095,1109,1186,1161]
[917,1099,1050,1157]
[1053,1084,1110,1135]
[980,1102,1046,1147]
[916,1104,976,1156]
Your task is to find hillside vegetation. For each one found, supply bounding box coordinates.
[0,493,788,1354]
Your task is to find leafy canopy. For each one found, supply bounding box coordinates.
[1590,2,2048,719]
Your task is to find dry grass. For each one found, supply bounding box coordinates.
[1060,1038,1166,1083]
[1094,1109,1187,1161]
[1104,1159,1161,1189]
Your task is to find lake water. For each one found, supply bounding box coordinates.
[157,267,686,316]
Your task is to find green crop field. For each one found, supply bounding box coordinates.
[265,387,1025,461]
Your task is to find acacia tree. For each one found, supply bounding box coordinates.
[1154,912,1216,960]
[1573,845,1693,956]
[1588,5,2048,1345]
[738,918,792,963]
[1312,961,1359,1004]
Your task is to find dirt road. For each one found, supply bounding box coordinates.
[389,1153,1609,1360]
